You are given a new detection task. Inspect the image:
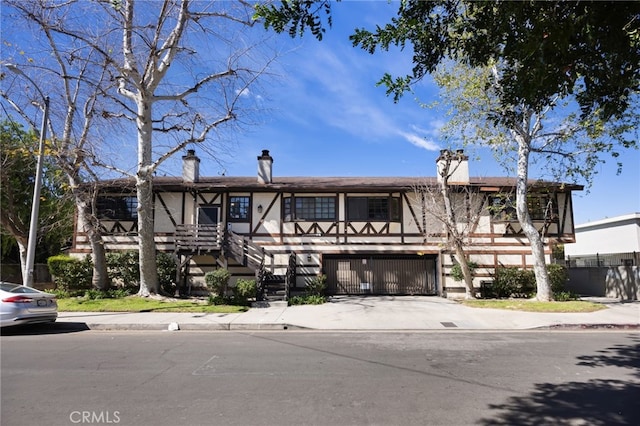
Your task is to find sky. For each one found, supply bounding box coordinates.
[196,1,639,226]
[3,1,638,226]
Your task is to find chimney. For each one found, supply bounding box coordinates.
[182,149,200,183]
[436,149,469,184]
[257,149,273,184]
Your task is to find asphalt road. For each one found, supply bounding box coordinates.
[1,326,639,426]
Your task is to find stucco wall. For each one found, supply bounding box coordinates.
[565,214,640,256]
[566,266,639,301]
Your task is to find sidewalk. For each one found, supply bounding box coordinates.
[55,296,640,331]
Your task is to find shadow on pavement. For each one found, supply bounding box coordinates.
[1,322,90,336]
[478,334,640,425]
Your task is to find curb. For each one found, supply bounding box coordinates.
[536,323,640,330]
[74,323,640,332]
[79,323,304,331]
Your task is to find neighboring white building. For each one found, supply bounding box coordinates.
[564,214,640,300]
[565,213,640,256]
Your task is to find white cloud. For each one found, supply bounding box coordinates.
[235,88,250,97]
[398,130,440,151]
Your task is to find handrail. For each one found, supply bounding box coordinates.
[285,252,296,301]
[225,230,273,270]
[174,225,284,301]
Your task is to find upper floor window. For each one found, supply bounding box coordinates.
[527,195,558,221]
[228,196,250,222]
[489,194,557,221]
[347,196,401,222]
[97,196,137,220]
[283,196,336,221]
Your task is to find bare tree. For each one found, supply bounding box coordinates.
[1,3,117,289]
[5,0,277,296]
[412,150,485,299]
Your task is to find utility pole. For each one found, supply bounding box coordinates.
[5,64,49,287]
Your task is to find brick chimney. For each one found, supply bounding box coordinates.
[182,149,200,183]
[436,149,469,184]
[257,149,273,184]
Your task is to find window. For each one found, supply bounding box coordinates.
[527,195,557,221]
[489,195,516,221]
[490,194,557,221]
[228,196,250,221]
[347,196,401,221]
[283,196,336,221]
[97,196,137,220]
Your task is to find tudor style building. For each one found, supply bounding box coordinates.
[71,149,582,299]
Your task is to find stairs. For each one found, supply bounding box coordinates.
[225,230,294,303]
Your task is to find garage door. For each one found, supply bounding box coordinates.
[324,254,437,295]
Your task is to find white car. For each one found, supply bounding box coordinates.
[0,282,58,328]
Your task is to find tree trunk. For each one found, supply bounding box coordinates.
[439,152,475,299]
[136,97,158,296]
[453,240,475,299]
[71,182,109,289]
[514,134,552,301]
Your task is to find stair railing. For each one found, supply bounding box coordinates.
[285,252,296,301]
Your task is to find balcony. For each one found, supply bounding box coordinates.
[174,224,224,254]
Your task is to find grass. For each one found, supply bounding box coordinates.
[459,299,607,313]
[57,294,607,314]
[57,296,248,313]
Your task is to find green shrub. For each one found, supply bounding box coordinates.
[493,267,535,298]
[82,288,132,300]
[156,252,177,295]
[208,294,230,305]
[305,274,327,296]
[106,251,139,287]
[548,263,568,294]
[47,255,92,291]
[105,251,176,294]
[553,290,579,301]
[47,255,72,278]
[83,289,107,300]
[289,294,327,305]
[234,279,257,304]
[51,288,71,299]
[451,261,478,282]
[205,269,231,296]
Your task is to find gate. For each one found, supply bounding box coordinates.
[324,254,436,295]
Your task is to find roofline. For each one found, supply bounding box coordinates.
[89,176,583,193]
[575,213,640,229]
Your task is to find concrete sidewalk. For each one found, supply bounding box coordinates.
[55,296,640,331]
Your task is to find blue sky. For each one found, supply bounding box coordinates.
[201,1,639,226]
[3,1,638,225]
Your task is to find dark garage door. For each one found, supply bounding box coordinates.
[324,254,437,295]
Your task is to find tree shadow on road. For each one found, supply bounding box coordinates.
[479,335,640,425]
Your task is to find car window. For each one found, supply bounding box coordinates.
[12,287,41,294]
[0,283,40,294]
[0,283,21,292]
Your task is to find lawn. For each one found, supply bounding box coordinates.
[57,296,248,313]
[460,299,607,313]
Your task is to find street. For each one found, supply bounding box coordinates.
[1,327,639,426]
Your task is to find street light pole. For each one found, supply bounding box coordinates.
[5,64,49,287]
[24,97,49,287]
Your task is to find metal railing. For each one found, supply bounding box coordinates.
[563,252,638,268]
[174,225,296,301]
